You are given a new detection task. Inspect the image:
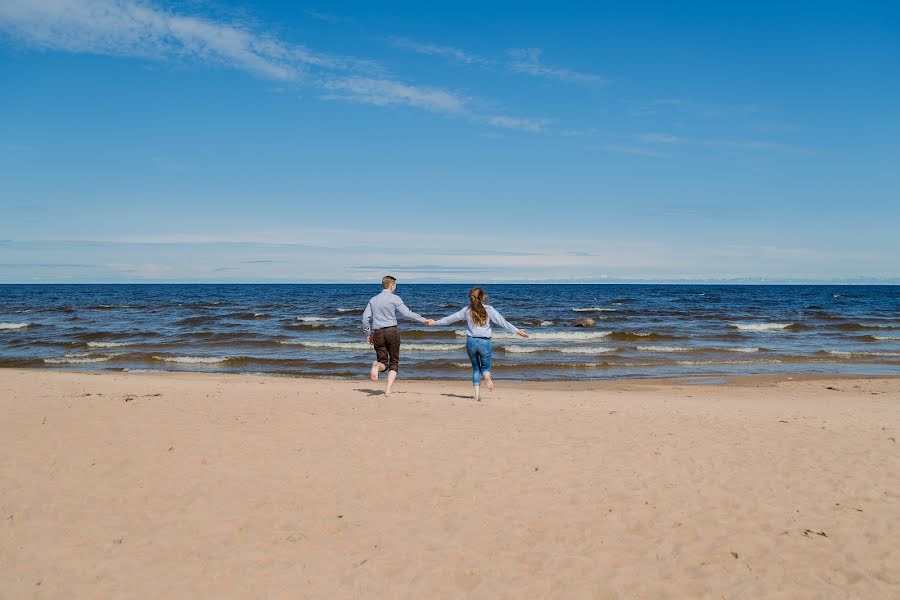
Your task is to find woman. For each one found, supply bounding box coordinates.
[428,287,528,400]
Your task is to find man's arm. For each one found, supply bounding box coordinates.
[362,301,373,338]
[394,297,427,324]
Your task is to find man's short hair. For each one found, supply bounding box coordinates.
[382,275,397,289]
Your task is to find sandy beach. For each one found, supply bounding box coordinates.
[1,369,898,599]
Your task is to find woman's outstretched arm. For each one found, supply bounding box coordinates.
[434,308,468,326]
[488,306,529,338]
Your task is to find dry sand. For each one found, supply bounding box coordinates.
[1,369,898,599]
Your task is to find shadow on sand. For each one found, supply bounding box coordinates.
[355,388,385,397]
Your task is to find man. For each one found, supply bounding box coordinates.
[362,275,435,397]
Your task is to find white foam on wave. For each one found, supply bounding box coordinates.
[572,307,617,312]
[539,320,555,326]
[503,345,618,354]
[297,316,341,322]
[281,340,463,352]
[825,350,900,358]
[874,335,900,341]
[0,322,30,330]
[730,322,792,332]
[87,341,127,348]
[336,308,358,313]
[459,330,612,341]
[675,359,780,366]
[637,345,691,353]
[45,352,122,364]
[725,347,762,353]
[153,356,232,364]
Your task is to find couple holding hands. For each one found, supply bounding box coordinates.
[362,275,529,399]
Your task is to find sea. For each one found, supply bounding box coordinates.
[1,284,898,381]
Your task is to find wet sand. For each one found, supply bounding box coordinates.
[2,369,898,598]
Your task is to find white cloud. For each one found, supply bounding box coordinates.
[635,133,681,144]
[0,0,466,116]
[507,48,604,85]
[594,144,670,158]
[486,115,551,133]
[389,36,487,65]
[0,0,304,80]
[322,77,468,114]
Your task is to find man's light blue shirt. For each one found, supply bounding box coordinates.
[362,289,427,336]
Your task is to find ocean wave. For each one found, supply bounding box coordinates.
[874,335,900,341]
[296,316,341,322]
[539,320,555,326]
[675,359,781,366]
[725,347,762,353]
[606,331,679,342]
[87,304,135,310]
[572,307,617,313]
[463,330,613,341]
[0,322,30,330]
[829,323,897,332]
[336,308,363,314]
[821,350,900,358]
[730,322,793,332]
[227,312,269,320]
[86,341,128,348]
[176,315,221,326]
[152,355,234,364]
[74,330,155,341]
[637,345,691,353]
[501,345,618,354]
[284,323,337,331]
[280,340,463,352]
[45,352,122,364]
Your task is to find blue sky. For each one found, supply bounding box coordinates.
[1,0,898,283]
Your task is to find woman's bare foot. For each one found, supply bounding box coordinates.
[483,372,494,392]
[370,361,380,381]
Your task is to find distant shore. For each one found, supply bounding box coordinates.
[2,368,899,598]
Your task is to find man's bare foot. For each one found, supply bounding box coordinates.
[370,361,380,381]
[483,372,494,392]
[385,388,393,398]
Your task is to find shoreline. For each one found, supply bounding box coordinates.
[2,368,898,597]
[4,366,899,390]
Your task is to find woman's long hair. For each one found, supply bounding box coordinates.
[469,287,488,327]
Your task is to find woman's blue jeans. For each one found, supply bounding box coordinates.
[466,336,492,385]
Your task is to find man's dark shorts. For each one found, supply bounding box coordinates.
[373,326,401,372]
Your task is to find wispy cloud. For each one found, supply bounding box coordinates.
[389,36,486,65]
[389,37,605,88]
[0,0,310,80]
[593,144,670,158]
[507,48,604,85]
[633,132,802,153]
[322,76,468,114]
[0,1,551,130]
[486,115,552,132]
[634,132,682,144]
[305,9,347,24]
[628,98,762,118]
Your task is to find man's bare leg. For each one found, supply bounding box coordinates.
[385,370,398,397]
[370,361,386,381]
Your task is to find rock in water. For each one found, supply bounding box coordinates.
[573,317,595,328]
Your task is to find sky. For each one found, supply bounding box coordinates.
[1,0,898,283]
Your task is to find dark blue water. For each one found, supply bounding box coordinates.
[1,284,898,380]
